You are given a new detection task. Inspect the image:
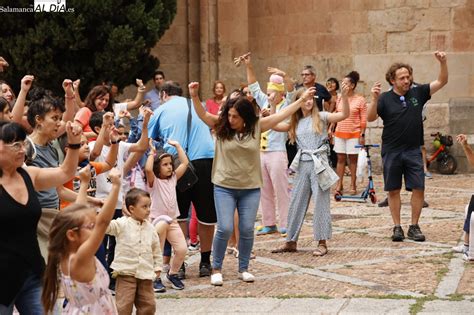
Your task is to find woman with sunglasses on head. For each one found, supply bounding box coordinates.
[0,120,82,314]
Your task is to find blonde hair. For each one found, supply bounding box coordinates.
[288,88,322,144]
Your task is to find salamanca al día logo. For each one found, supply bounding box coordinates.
[34,0,74,12]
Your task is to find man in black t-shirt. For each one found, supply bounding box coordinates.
[367,51,448,242]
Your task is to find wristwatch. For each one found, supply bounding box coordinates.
[111,139,121,145]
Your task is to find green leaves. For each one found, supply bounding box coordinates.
[0,0,176,96]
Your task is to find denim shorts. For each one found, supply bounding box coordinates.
[382,147,424,191]
[463,195,474,233]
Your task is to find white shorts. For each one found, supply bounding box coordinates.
[334,137,360,155]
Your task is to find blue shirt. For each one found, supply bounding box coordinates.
[148,96,214,160]
[144,88,161,111]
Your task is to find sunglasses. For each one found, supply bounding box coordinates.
[400,96,407,108]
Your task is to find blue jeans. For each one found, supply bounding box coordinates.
[212,185,260,272]
[0,272,43,315]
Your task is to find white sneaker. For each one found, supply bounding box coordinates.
[211,272,223,286]
[463,252,474,262]
[238,271,255,282]
[452,244,468,253]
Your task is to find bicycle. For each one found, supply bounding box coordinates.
[427,132,457,174]
[334,144,379,204]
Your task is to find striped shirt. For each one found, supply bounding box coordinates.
[334,94,367,139]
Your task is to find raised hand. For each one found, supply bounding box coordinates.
[0,57,9,72]
[107,168,121,186]
[233,52,251,67]
[371,82,382,98]
[136,79,145,91]
[267,67,286,77]
[142,107,153,122]
[102,112,115,127]
[456,134,468,146]
[66,121,83,144]
[434,51,447,63]
[73,79,81,91]
[301,87,316,100]
[21,75,35,91]
[188,82,200,97]
[167,139,181,147]
[63,79,74,96]
[78,164,92,183]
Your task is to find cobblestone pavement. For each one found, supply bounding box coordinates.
[155,173,474,314]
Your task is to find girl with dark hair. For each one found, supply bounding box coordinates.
[205,80,226,115]
[0,120,82,314]
[75,79,146,141]
[188,81,315,286]
[42,167,121,314]
[271,83,350,257]
[333,71,368,196]
[145,139,189,290]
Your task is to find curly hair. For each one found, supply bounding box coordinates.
[215,97,259,141]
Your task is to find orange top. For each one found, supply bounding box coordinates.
[60,161,107,209]
[334,94,367,139]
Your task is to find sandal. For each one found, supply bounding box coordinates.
[349,188,357,195]
[271,242,297,253]
[313,243,328,257]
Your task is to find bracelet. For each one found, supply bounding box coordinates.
[67,143,81,149]
[65,94,75,100]
[111,139,121,145]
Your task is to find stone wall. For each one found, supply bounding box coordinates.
[136,0,474,173]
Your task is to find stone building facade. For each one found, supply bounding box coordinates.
[146,0,474,173]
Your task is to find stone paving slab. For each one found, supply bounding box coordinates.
[340,298,415,314]
[154,174,474,312]
[419,300,474,314]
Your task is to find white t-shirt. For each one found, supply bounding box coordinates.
[89,141,133,209]
[113,102,128,119]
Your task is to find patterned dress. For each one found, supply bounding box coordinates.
[60,257,117,314]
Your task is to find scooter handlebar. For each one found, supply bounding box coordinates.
[355,144,380,148]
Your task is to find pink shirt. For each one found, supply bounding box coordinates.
[205,99,221,115]
[147,173,179,219]
[75,107,94,134]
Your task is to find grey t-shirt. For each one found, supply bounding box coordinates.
[29,143,60,209]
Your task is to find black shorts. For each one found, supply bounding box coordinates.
[382,147,424,191]
[177,158,217,225]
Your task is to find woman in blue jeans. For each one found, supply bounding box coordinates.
[188,81,315,285]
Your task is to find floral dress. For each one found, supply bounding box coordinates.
[60,257,117,314]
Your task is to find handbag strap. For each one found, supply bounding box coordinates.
[185,98,192,153]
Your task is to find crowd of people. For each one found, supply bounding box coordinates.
[1,50,472,314]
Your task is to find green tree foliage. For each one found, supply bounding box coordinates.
[0,0,176,95]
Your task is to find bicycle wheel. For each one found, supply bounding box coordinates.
[437,154,457,174]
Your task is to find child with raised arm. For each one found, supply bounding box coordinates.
[145,139,189,290]
[42,166,121,314]
[106,188,163,314]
